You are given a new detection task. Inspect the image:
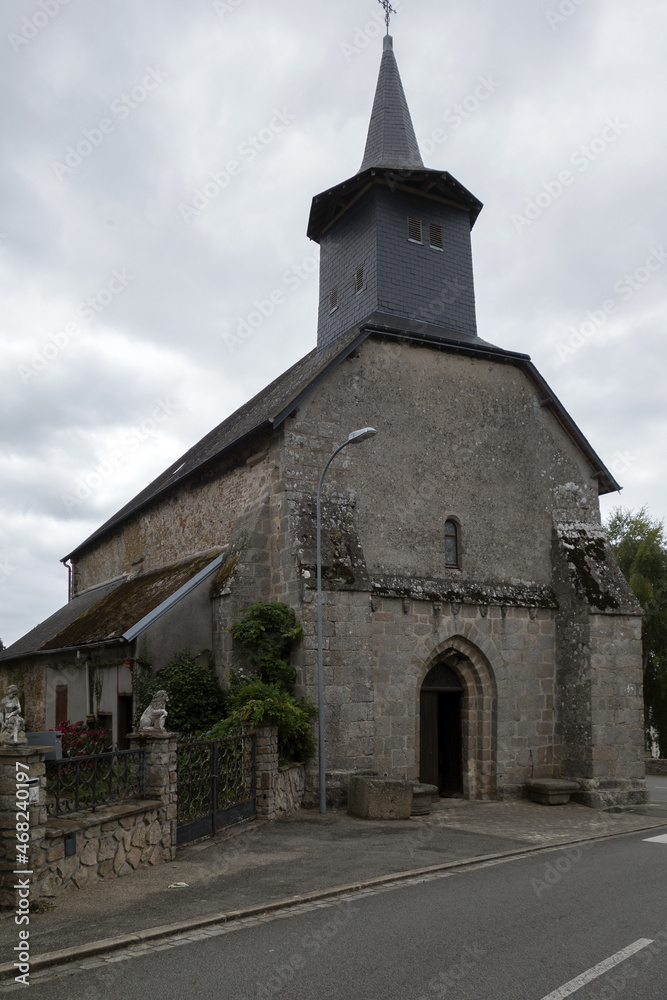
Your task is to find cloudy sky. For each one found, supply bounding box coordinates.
[1,0,665,647]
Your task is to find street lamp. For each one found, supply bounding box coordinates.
[316,427,377,814]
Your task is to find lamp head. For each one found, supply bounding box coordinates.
[347,427,377,444]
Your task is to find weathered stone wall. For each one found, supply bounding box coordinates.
[71,429,279,596]
[646,758,667,776]
[34,801,170,899]
[552,515,646,805]
[1,733,177,908]
[0,663,47,734]
[275,764,305,818]
[295,591,558,801]
[282,336,599,589]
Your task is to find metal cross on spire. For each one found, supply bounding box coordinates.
[377,0,397,34]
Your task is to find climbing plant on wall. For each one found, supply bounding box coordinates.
[210,602,316,763]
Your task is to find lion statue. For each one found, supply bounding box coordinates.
[139,690,169,730]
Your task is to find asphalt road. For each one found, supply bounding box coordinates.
[13,826,667,1000]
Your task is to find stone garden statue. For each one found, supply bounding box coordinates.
[0,684,27,746]
[139,690,169,730]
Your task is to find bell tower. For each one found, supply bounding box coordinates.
[308,35,484,351]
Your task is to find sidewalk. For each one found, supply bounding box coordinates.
[2,797,666,976]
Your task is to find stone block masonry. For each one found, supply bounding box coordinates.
[0,732,176,908]
[0,725,299,910]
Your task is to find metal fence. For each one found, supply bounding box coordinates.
[45,749,145,816]
[177,732,256,843]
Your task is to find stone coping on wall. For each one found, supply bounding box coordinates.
[368,577,558,608]
[44,799,164,838]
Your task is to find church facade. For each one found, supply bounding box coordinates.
[1,35,647,807]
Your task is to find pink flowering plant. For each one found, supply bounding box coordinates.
[50,720,110,758]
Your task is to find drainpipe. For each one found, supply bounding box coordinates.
[61,558,72,601]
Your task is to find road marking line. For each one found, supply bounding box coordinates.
[643,833,667,843]
[539,939,653,1000]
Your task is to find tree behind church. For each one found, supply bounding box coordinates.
[605,507,667,756]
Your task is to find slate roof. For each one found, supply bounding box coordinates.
[64,328,367,560]
[360,35,424,171]
[0,580,124,661]
[0,551,221,661]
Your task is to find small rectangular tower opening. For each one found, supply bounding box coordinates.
[408,216,423,244]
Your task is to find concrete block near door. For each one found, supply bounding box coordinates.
[525,778,581,805]
[347,775,413,820]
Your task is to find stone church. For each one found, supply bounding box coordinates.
[1,35,647,808]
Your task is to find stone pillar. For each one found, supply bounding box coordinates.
[128,731,178,860]
[0,746,48,910]
[254,725,279,820]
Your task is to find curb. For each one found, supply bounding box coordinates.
[2,818,666,982]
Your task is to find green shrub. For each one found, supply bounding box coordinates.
[217,602,316,763]
[210,677,316,764]
[228,601,303,689]
[138,650,227,736]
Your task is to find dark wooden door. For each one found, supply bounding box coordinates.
[55,685,68,725]
[419,690,439,786]
[420,687,463,795]
[437,692,463,796]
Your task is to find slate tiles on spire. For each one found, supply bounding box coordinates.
[359,35,424,171]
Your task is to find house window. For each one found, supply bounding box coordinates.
[444,519,460,567]
[330,287,339,312]
[408,216,423,244]
[429,223,444,251]
[354,266,365,294]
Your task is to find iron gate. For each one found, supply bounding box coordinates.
[177,732,256,844]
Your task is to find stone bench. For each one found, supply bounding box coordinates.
[525,778,581,805]
[347,776,413,820]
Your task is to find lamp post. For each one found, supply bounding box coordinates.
[316,427,377,814]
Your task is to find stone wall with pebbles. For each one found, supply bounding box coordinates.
[34,800,170,897]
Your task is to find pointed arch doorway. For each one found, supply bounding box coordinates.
[419,659,464,796]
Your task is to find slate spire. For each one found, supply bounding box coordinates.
[359,35,424,172]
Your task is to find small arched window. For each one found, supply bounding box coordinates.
[444,519,460,568]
